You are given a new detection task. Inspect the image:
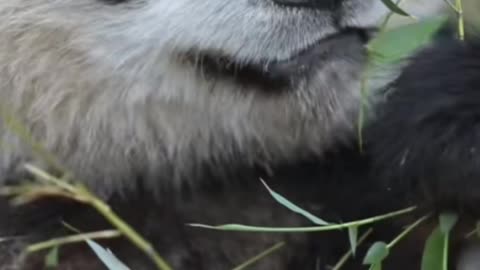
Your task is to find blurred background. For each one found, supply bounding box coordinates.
[464,0,480,26]
[388,0,480,29]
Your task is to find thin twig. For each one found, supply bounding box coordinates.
[231,242,285,270]
[331,229,374,270]
[387,214,431,248]
[455,0,465,40]
[27,230,122,253]
[6,165,174,270]
[189,206,417,233]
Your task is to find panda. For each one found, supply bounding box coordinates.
[0,0,477,269]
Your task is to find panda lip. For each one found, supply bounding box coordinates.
[245,27,376,77]
[192,27,376,91]
[273,26,378,64]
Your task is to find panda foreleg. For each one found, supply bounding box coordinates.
[369,37,480,214]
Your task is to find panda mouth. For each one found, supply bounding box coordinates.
[192,27,376,91]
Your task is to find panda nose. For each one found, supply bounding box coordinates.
[272,0,341,9]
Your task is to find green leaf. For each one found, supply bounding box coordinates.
[368,16,448,65]
[381,0,411,17]
[260,179,330,225]
[363,242,389,265]
[45,246,59,268]
[348,226,359,256]
[86,240,131,270]
[421,227,445,270]
[370,263,383,270]
[439,212,458,234]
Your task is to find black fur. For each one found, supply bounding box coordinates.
[0,145,411,270]
[369,37,480,215]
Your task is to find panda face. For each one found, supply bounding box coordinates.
[96,0,385,61]
[0,0,442,194]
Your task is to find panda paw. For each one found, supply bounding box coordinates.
[368,36,480,214]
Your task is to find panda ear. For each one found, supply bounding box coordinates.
[367,36,480,214]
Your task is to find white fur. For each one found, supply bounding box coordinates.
[0,0,444,196]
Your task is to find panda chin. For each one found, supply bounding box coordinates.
[191,27,375,92]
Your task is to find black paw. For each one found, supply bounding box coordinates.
[368,37,480,214]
